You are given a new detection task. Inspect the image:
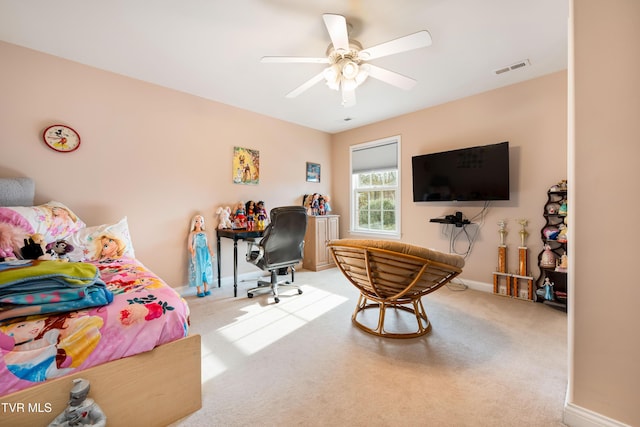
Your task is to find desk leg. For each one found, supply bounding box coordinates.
[217,236,221,288]
[233,240,238,297]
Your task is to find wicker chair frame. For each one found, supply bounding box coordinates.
[329,240,464,338]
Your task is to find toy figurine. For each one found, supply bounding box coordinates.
[556,253,568,271]
[543,277,555,301]
[556,224,568,243]
[303,195,313,215]
[188,215,214,298]
[233,202,247,229]
[322,195,332,214]
[255,201,267,230]
[245,200,255,231]
[318,196,326,215]
[540,244,556,268]
[48,378,106,426]
[46,239,74,261]
[311,193,320,215]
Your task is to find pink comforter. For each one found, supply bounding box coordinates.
[0,257,189,396]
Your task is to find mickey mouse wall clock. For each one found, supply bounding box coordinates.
[42,124,81,153]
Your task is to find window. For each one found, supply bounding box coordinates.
[350,136,400,237]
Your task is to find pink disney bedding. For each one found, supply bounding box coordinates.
[0,256,189,396]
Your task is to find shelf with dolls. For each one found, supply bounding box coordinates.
[301,194,339,271]
[536,180,568,311]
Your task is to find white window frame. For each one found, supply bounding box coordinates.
[349,136,401,238]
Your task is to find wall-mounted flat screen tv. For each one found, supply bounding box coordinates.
[412,141,510,202]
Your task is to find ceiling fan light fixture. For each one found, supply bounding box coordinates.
[323,65,340,90]
[341,60,359,79]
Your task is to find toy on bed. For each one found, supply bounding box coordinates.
[46,239,74,261]
[0,223,22,261]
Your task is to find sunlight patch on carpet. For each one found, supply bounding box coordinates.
[200,343,227,383]
[217,285,348,355]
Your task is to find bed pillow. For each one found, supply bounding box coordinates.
[66,217,136,262]
[0,201,86,244]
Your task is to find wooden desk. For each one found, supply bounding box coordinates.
[216,228,264,297]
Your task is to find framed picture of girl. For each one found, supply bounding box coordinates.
[306,162,320,183]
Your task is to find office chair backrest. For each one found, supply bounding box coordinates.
[260,206,308,268]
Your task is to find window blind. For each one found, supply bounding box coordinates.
[351,141,398,173]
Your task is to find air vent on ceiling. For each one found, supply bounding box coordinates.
[494,59,530,75]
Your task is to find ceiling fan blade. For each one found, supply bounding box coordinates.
[261,56,329,64]
[360,31,432,60]
[367,64,417,90]
[341,88,356,108]
[322,14,350,51]
[286,70,327,98]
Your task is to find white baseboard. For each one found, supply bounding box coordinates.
[452,277,493,293]
[176,270,268,297]
[177,272,496,297]
[563,402,631,427]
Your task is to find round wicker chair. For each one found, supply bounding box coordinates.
[328,239,465,338]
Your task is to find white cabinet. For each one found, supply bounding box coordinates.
[303,215,339,271]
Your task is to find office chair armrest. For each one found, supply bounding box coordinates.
[246,240,264,264]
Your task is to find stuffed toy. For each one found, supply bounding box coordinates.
[46,239,74,261]
[18,233,57,261]
[216,206,233,230]
[0,222,26,261]
[21,233,49,260]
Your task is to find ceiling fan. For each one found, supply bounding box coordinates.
[261,14,432,107]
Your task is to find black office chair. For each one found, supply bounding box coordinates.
[246,206,308,303]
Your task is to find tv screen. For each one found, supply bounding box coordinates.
[412,141,510,202]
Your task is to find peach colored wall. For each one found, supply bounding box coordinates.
[331,72,568,288]
[0,41,331,288]
[569,1,640,425]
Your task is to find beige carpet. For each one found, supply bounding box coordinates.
[171,268,567,427]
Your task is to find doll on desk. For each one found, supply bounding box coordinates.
[302,194,332,216]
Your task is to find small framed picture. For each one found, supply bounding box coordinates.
[306,162,321,183]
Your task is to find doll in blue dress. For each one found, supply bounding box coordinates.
[188,215,214,297]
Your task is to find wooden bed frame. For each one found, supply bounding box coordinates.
[0,178,202,426]
[2,334,202,426]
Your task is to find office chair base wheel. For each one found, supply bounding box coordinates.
[248,293,254,298]
[274,297,280,303]
[298,289,303,295]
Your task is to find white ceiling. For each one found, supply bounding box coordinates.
[0,0,568,134]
